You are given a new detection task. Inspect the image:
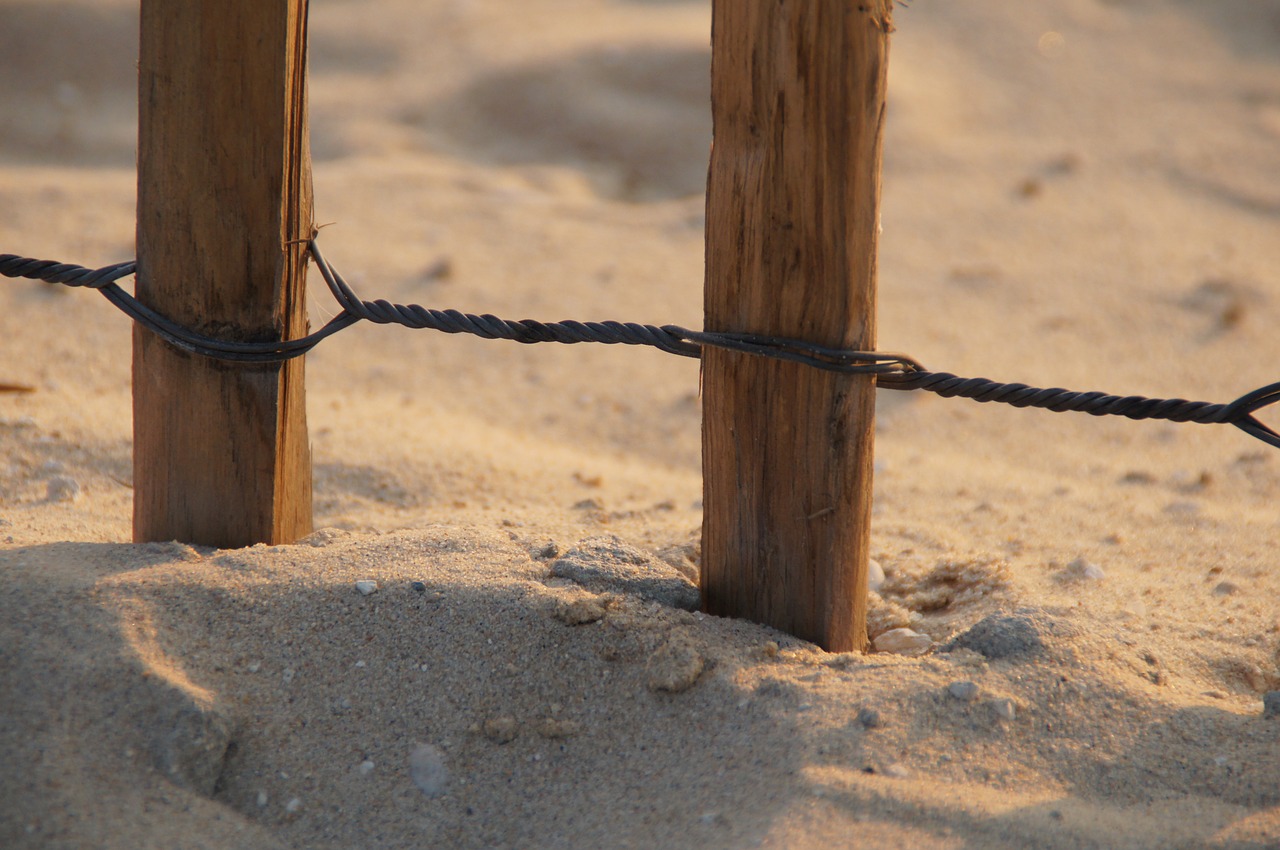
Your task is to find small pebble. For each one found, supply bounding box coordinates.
[256,790,268,808]
[409,743,449,798]
[554,596,608,625]
[991,698,1017,721]
[646,637,705,693]
[1213,581,1240,597]
[359,760,375,775]
[285,797,301,814]
[948,681,980,702]
[355,580,378,596]
[281,668,296,684]
[857,707,881,729]
[1065,557,1105,581]
[46,475,81,502]
[411,581,427,592]
[868,559,886,592]
[536,718,581,739]
[882,762,911,778]
[1263,692,1280,719]
[873,628,932,656]
[481,716,519,744]
[246,661,261,673]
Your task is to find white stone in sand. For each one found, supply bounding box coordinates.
[410,743,449,797]
[948,680,980,702]
[355,580,378,596]
[873,628,932,656]
[991,698,1017,721]
[1066,558,1105,581]
[868,558,886,592]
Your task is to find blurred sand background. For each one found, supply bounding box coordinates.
[2,1,1280,848]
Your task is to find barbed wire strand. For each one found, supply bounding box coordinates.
[2,247,1278,450]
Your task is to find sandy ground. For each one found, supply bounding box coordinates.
[3,1,1280,848]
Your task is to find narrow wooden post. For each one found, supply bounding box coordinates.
[702,0,892,651]
[134,0,313,547]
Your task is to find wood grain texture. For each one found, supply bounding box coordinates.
[702,0,892,651]
[134,0,313,547]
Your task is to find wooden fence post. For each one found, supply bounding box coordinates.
[702,0,892,651]
[134,0,313,547]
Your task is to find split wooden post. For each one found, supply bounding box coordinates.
[134,0,314,547]
[702,0,892,651]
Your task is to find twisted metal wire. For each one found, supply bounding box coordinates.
[3,247,1278,449]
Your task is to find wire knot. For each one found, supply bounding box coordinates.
[1217,381,1280,450]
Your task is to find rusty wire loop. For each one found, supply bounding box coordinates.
[3,245,1279,450]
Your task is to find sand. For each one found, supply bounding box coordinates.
[3,0,1280,847]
